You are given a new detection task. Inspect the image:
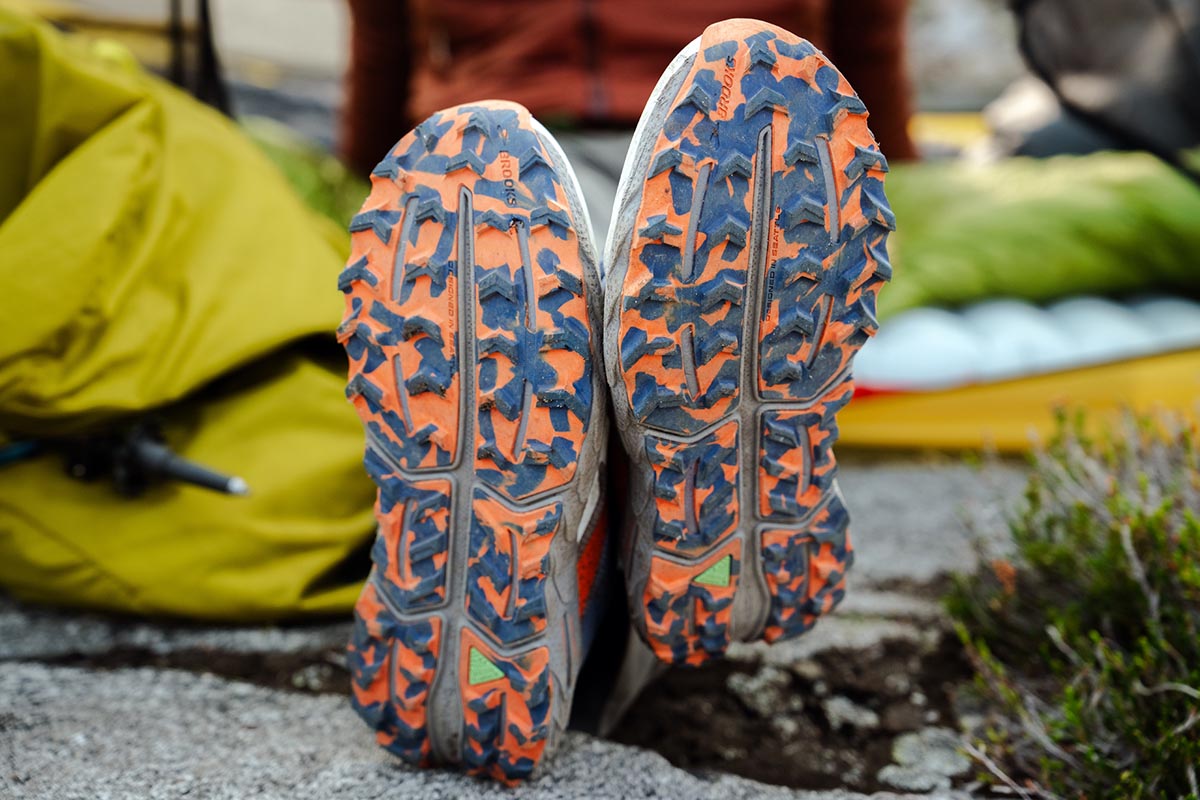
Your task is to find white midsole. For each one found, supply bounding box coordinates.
[530,115,599,278]
[604,35,703,285]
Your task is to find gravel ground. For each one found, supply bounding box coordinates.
[0,603,349,662]
[0,662,969,800]
[838,453,1024,585]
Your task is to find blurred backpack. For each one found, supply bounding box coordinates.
[1012,0,1200,184]
[0,9,375,620]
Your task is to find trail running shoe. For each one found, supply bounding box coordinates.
[338,101,608,784]
[603,19,894,666]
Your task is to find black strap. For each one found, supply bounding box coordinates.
[166,0,232,117]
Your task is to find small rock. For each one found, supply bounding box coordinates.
[841,762,865,786]
[823,696,880,731]
[291,663,334,692]
[789,659,823,682]
[883,672,912,696]
[725,666,790,718]
[910,690,927,707]
[878,764,952,793]
[812,679,830,698]
[893,727,971,776]
[718,745,747,761]
[770,715,801,740]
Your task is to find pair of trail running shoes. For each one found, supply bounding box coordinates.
[338,18,893,784]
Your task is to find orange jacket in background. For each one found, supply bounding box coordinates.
[341,0,916,175]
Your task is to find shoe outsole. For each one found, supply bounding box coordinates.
[339,101,603,784]
[605,19,894,666]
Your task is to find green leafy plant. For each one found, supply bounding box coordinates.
[947,412,1200,799]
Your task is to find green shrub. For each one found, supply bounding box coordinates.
[947,413,1200,799]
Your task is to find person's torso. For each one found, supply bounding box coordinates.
[408,0,829,125]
